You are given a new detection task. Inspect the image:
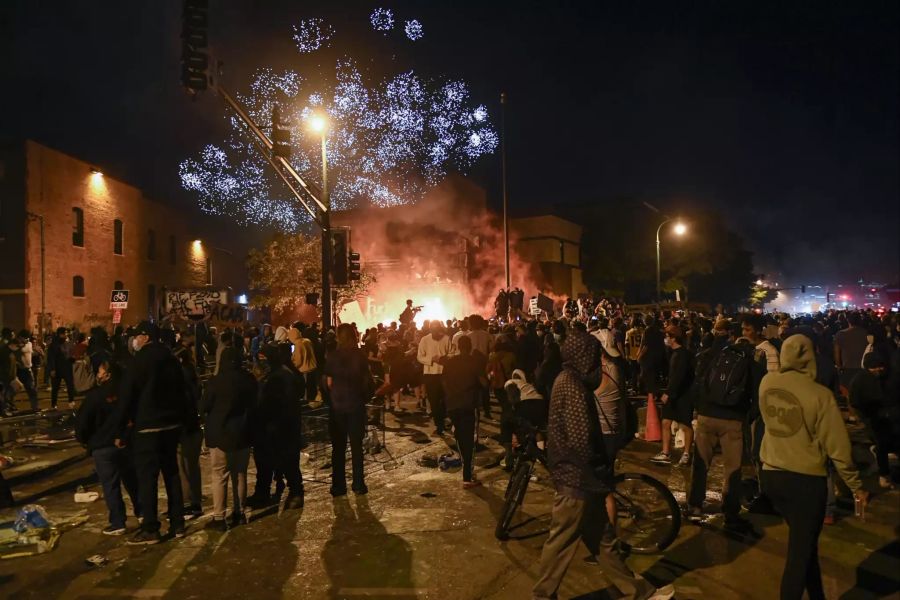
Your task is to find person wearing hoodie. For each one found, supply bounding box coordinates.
[288,323,318,404]
[250,324,273,364]
[75,360,141,535]
[442,335,487,488]
[850,352,900,489]
[324,324,373,496]
[201,347,257,530]
[255,344,305,509]
[533,329,674,600]
[504,367,547,429]
[116,321,188,545]
[759,334,868,600]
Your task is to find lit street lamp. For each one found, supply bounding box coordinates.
[308,113,332,329]
[656,218,687,303]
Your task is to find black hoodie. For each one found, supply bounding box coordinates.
[117,341,187,434]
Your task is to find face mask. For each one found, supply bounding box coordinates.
[132,338,141,352]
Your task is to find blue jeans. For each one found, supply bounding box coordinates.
[17,368,38,411]
[93,446,141,529]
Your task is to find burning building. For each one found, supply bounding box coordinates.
[330,177,586,327]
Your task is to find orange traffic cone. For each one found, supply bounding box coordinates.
[644,394,662,442]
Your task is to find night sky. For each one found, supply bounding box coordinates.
[3,0,898,285]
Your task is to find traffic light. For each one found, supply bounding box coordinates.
[331,229,349,285]
[181,0,209,93]
[271,104,291,159]
[348,251,361,281]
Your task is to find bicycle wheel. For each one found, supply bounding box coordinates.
[495,459,532,540]
[611,472,681,554]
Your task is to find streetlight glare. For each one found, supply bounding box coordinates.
[673,222,687,236]
[308,114,327,133]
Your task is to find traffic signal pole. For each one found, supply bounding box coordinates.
[319,135,331,330]
[181,0,336,329]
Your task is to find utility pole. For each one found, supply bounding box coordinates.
[501,92,510,290]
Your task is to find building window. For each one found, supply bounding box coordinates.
[114,280,124,290]
[73,275,85,297]
[168,235,176,266]
[147,229,156,261]
[113,219,124,255]
[72,207,84,247]
[148,284,156,318]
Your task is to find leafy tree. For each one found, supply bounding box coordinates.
[246,233,374,314]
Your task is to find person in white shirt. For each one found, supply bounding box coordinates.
[741,316,780,372]
[450,318,470,356]
[418,322,451,435]
[591,318,621,358]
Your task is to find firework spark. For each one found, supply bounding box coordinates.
[370,8,394,33]
[404,19,424,41]
[180,11,497,231]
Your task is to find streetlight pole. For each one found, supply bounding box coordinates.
[655,218,686,304]
[319,133,331,331]
[655,218,671,304]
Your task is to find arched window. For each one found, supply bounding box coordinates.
[113,219,124,255]
[73,275,85,297]
[147,229,156,261]
[72,207,84,247]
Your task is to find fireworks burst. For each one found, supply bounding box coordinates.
[180,10,498,231]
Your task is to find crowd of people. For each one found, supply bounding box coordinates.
[1,299,898,599]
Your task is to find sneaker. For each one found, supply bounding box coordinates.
[205,519,228,532]
[184,505,203,521]
[126,530,162,545]
[170,526,187,539]
[102,525,127,536]
[650,452,671,465]
[231,513,249,527]
[285,493,305,508]
[351,484,368,495]
[648,584,676,600]
[463,480,483,490]
[677,453,692,467]
[724,516,754,534]
[685,506,705,523]
[879,476,895,489]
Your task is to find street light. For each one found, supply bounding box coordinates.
[307,113,332,329]
[656,219,687,303]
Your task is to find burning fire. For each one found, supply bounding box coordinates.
[339,283,478,330]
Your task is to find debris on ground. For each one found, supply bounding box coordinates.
[0,505,89,559]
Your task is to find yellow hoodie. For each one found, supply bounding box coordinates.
[287,327,317,374]
[759,334,861,491]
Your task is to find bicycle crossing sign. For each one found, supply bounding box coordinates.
[109,289,129,310]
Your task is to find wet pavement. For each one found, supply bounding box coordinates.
[0,392,898,600]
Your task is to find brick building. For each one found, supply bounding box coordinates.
[0,139,253,333]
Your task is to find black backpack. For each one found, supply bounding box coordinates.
[706,344,753,408]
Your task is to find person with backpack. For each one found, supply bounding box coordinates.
[75,359,141,535]
[533,329,674,600]
[759,334,868,600]
[116,321,189,545]
[48,327,76,410]
[685,331,759,533]
[650,325,695,466]
[590,346,636,549]
[201,346,257,531]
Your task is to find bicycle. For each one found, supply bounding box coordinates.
[494,423,681,554]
